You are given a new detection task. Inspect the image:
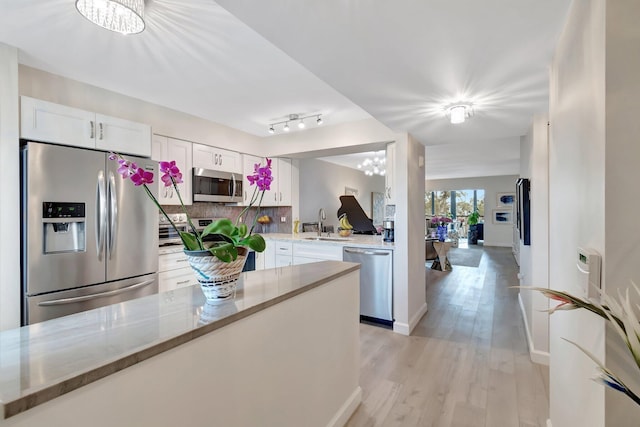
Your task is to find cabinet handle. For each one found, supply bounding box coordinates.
[99,123,104,140]
[176,280,190,285]
[215,154,219,165]
[219,155,223,166]
[176,258,188,263]
[90,121,95,139]
[244,190,247,201]
[280,192,282,201]
[274,193,277,202]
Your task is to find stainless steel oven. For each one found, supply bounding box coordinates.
[159,213,188,246]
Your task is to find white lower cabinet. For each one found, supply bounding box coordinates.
[158,250,197,293]
[292,242,342,265]
[158,268,198,293]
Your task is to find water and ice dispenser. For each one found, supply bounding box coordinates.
[42,202,86,254]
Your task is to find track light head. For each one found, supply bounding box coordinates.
[317,115,323,125]
[298,120,305,129]
[283,122,290,132]
[268,126,275,134]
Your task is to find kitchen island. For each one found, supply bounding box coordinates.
[0,262,361,427]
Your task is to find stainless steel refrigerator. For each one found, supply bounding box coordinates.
[21,141,159,325]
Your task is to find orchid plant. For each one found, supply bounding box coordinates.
[523,285,640,406]
[109,153,270,262]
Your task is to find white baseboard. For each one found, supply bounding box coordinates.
[325,386,362,427]
[547,419,552,427]
[393,302,428,336]
[518,293,550,366]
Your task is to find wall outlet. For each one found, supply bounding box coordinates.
[280,216,287,223]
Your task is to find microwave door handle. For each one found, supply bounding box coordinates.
[108,171,118,259]
[96,171,107,260]
[230,175,235,198]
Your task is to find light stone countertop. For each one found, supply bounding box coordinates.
[263,232,395,249]
[0,261,360,419]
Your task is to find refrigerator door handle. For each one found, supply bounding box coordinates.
[96,171,107,259]
[37,279,155,306]
[107,171,118,259]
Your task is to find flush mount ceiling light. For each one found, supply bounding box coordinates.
[75,0,146,35]
[268,113,323,134]
[357,152,386,177]
[444,102,474,124]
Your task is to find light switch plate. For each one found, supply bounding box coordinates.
[280,216,287,223]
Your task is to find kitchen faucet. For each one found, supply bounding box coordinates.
[318,208,326,236]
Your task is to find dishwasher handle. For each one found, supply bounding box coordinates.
[344,248,391,256]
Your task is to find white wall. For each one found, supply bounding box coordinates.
[426,175,519,247]
[18,66,263,156]
[518,115,550,365]
[0,44,20,331]
[548,0,606,425]
[298,158,385,231]
[602,0,640,423]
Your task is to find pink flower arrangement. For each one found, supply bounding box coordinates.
[431,216,452,226]
[109,153,271,262]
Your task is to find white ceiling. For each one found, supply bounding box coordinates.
[0,0,572,179]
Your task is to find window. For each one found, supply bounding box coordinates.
[425,189,484,220]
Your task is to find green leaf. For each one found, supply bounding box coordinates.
[238,223,248,238]
[202,219,235,238]
[246,234,266,252]
[179,232,200,250]
[208,242,238,262]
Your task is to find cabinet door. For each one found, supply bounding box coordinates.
[255,250,266,270]
[263,243,276,269]
[20,96,94,149]
[385,142,396,205]
[241,154,263,206]
[152,136,193,206]
[158,267,198,293]
[151,135,172,205]
[166,138,193,205]
[276,158,292,206]
[95,113,151,157]
[192,143,217,170]
[217,147,242,174]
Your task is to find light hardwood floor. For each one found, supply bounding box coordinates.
[346,246,549,427]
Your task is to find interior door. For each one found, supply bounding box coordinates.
[24,142,106,295]
[106,154,159,281]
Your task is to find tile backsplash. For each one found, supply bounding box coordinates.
[162,203,293,234]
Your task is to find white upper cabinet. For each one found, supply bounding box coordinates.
[241,153,262,207]
[20,96,151,157]
[263,158,292,207]
[276,158,292,206]
[151,135,193,205]
[192,143,242,174]
[385,142,396,205]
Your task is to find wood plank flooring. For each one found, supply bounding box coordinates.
[346,247,549,427]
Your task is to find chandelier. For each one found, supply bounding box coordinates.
[268,113,323,134]
[75,0,146,35]
[444,102,474,124]
[357,153,386,176]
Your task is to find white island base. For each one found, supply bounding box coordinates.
[0,262,361,427]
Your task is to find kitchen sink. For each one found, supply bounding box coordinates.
[303,236,353,242]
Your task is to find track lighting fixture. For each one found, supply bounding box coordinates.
[267,113,323,134]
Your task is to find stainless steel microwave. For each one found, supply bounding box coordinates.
[192,168,243,203]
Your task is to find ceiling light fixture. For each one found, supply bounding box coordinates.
[268,113,323,134]
[75,0,146,35]
[444,102,474,124]
[357,152,386,177]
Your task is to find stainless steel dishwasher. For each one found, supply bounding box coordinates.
[343,247,393,326]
